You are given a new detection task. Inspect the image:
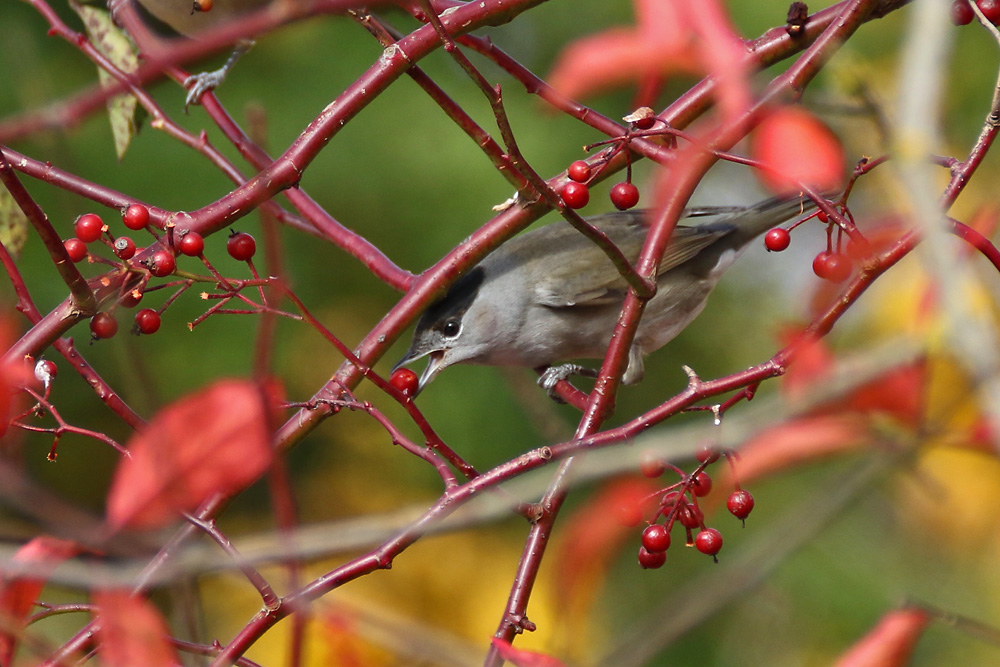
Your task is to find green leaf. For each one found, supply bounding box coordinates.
[0,183,28,258]
[70,1,143,159]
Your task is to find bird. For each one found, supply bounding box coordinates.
[394,196,811,397]
[129,0,270,40]
[112,0,272,107]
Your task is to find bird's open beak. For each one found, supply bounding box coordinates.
[392,349,447,396]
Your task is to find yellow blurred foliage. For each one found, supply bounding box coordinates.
[197,526,569,666]
[857,243,1000,552]
[895,447,1000,552]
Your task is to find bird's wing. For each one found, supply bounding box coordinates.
[655,225,732,273]
[531,215,731,308]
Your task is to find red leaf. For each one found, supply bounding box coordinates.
[752,106,845,195]
[845,362,925,425]
[718,415,872,492]
[0,537,79,667]
[965,415,997,452]
[833,608,931,667]
[783,332,927,425]
[781,331,833,402]
[93,591,180,667]
[491,638,567,667]
[320,610,366,667]
[548,0,751,123]
[106,379,277,530]
[0,318,33,438]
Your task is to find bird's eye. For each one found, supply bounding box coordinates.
[442,318,461,338]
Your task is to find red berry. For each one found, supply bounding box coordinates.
[823,253,852,282]
[639,453,667,478]
[815,251,852,282]
[227,231,257,261]
[64,238,87,263]
[695,446,719,464]
[817,210,829,224]
[660,490,681,510]
[567,160,591,183]
[695,527,723,556]
[561,182,590,209]
[764,228,790,252]
[978,0,1000,24]
[641,523,671,553]
[610,182,640,210]
[633,115,656,130]
[178,231,205,257]
[120,288,143,308]
[952,0,975,24]
[122,204,149,231]
[812,251,831,278]
[113,236,136,260]
[90,312,118,340]
[390,368,419,398]
[692,471,713,497]
[74,213,104,243]
[637,547,666,569]
[134,308,161,335]
[676,503,702,529]
[727,490,755,520]
[34,359,58,386]
[149,250,176,277]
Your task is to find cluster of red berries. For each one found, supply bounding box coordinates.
[64,204,258,342]
[558,108,664,211]
[562,160,641,212]
[567,153,865,287]
[634,448,755,570]
[952,0,1000,25]
[811,249,852,282]
[763,209,860,283]
[62,213,105,263]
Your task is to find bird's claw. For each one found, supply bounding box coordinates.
[538,364,598,402]
[181,40,254,111]
[183,69,227,110]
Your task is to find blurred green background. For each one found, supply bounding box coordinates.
[3,0,1000,664]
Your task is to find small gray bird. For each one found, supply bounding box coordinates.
[395,197,809,397]
[127,0,270,40]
